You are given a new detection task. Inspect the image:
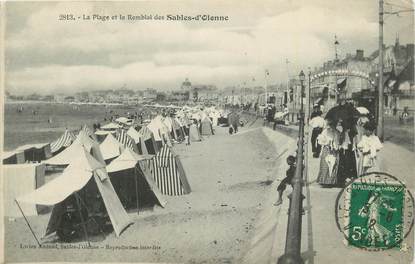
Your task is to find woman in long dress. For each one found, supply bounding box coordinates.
[337,125,358,187]
[316,121,341,186]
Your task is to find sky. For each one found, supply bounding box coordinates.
[4,0,414,95]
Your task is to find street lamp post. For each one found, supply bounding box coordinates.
[299,71,305,116]
[278,70,306,264]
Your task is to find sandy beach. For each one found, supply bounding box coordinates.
[4,119,294,263]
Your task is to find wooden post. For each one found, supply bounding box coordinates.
[15,199,41,247]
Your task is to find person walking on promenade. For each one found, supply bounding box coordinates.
[337,120,358,187]
[228,108,240,134]
[356,121,383,174]
[274,155,296,206]
[309,106,325,158]
[316,120,341,187]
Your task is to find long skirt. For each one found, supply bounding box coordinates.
[337,147,357,186]
[316,146,339,186]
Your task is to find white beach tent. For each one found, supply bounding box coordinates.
[16,149,133,244]
[44,130,96,166]
[4,163,46,217]
[127,126,141,144]
[107,148,166,210]
[147,115,172,148]
[99,133,124,161]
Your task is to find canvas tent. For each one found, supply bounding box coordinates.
[200,116,214,136]
[50,130,76,154]
[45,130,96,166]
[127,127,150,155]
[147,115,172,148]
[116,129,139,153]
[3,150,25,164]
[138,126,158,155]
[171,118,185,142]
[17,149,132,244]
[107,148,166,211]
[16,143,52,163]
[148,145,191,196]
[189,123,202,142]
[99,133,124,162]
[4,163,46,217]
[81,124,97,141]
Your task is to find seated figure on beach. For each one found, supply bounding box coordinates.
[274,155,296,206]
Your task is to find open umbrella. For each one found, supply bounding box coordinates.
[324,104,360,130]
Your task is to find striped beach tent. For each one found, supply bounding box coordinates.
[116,129,138,153]
[50,130,76,154]
[148,145,191,196]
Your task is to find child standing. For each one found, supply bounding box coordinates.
[274,155,296,206]
[356,121,383,175]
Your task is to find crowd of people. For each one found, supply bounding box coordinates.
[310,103,383,188]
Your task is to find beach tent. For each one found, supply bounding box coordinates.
[44,130,96,166]
[99,133,124,162]
[138,126,158,155]
[115,129,139,153]
[50,130,76,154]
[16,149,132,245]
[94,130,116,143]
[147,115,172,149]
[4,163,46,217]
[189,123,202,142]
[126,127,151,155]
[107,148,166,211]
[148,145,191,196]
[163,116,184,142]
[3,150,25,165]
[172,118,185,141]
[163,116,174,134]
[81,124,97,141]
[200,116,214,136]
[16,143,52,163]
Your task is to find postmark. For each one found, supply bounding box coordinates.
[335,172,414,251]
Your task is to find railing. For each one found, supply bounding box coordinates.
[277,108,306,263]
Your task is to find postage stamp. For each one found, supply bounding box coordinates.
[335,172,414,251]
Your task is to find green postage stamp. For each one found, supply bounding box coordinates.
[336,172,414,251]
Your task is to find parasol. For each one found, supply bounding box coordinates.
[324,104,360,130]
